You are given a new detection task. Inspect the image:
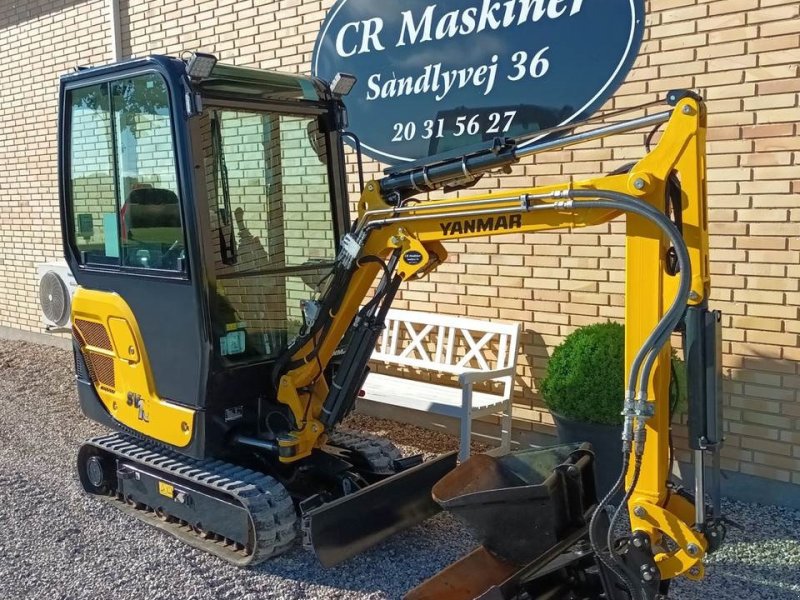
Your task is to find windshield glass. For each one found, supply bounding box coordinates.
[200,106,338,363]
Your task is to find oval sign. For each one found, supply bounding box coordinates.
[313,0,645,166]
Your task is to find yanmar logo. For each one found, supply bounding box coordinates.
[440,214,522,236]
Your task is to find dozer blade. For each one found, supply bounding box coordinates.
[303,451,458,567]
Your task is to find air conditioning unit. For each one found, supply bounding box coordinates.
[37,261,78,330]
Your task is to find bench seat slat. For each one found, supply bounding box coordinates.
[362,373,506,418]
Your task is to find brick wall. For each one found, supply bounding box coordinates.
[1,0,798,484]
[0,0,111,329]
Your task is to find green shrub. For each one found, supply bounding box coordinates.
[540,322,688,426]
[540,322,625,426]
[670,353,688,414]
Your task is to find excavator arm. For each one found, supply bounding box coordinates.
[275,92,721,588]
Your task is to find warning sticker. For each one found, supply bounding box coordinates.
[158,481,174,498]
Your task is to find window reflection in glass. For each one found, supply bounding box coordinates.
[202,108,337,362]
[112,74,184,271]
[69,84,117,264]
[67,73,185,272]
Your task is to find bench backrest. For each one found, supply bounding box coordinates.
[373,309,521,380]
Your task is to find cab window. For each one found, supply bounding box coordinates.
[201,107,338,362]
[68,84,117,265]
[67,73,185,272]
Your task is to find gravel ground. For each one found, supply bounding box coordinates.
[0,339,798,600]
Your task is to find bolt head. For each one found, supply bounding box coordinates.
[642,572,653,582]
[687,543,700,556]
[682,105,694,115]
[367,183,374,191]
[633,506,647,518]
[689,291,700,301]
[634,178,646,190]
[689,567,700,576]
[633,537,643,548]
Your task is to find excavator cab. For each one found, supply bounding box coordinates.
[60,55,349,457]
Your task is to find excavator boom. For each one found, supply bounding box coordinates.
[276,91,722,596]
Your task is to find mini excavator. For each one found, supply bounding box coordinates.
[59,53,724,598]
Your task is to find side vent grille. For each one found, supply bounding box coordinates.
[73,327,86,347]
[74,319,113,351]
[73,319,115,391]
[90,354,116,389]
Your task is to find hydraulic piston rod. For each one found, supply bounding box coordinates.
[380,110,672,197]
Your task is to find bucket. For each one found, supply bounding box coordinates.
[432,443,596,565]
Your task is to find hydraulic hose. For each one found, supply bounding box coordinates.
[565,191,692,403]
[270,262,354,391]
[566,191,693,490]
[532,190,693,599]
[608,454,644,592]
[588,453,640,598]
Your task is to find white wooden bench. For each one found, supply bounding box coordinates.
[362,309,521,461]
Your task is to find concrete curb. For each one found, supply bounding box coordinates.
[0,325,71,350]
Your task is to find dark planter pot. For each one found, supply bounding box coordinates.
[552,412,623,500]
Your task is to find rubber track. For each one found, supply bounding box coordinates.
[327,428,403,474]
[83,432,297,566]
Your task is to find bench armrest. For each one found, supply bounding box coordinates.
[458,367,516,386]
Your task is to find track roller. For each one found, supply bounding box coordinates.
[77,433,297,566]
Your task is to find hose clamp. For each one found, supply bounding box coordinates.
[634,399,655,420]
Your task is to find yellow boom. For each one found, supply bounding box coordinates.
[276,94,711,583]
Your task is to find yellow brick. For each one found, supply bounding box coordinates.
[748,5,800,24]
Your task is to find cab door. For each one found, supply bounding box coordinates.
[60,62,209,453]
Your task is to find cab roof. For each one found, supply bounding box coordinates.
[62,54,327,103]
